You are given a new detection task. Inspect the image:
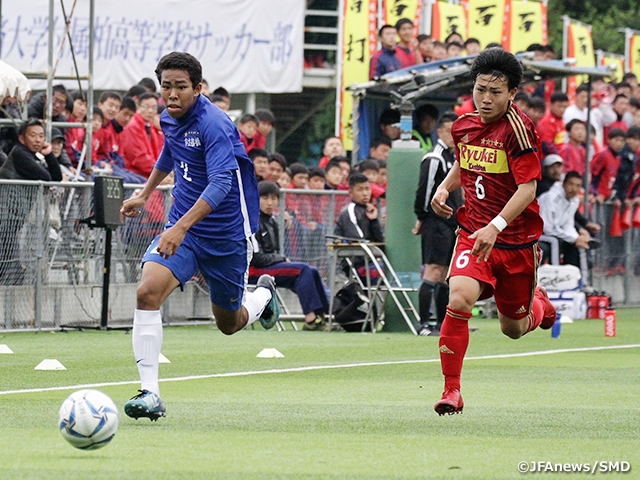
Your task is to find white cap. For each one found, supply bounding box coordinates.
[542,154,563,167]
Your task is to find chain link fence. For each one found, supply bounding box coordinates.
[0,180,637,330]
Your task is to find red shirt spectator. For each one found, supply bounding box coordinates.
[591,146,621,200]
[119,111,164,178]
[536,93,569,155]
[559,119,587,175]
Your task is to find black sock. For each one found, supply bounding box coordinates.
[434,282,450,328]
[418,280,436,325]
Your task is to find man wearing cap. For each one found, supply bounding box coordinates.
[536,154,563,197]
[50,127,74,176]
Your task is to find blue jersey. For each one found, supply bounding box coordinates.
[155,95,259,240]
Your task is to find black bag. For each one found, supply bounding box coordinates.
[331,282,376,332]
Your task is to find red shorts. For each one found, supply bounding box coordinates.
[448,230,540,320]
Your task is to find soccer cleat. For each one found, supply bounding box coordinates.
[124,389,166,421]
[257,275,279,330]
[434,387,464,416]
[535,286,557,330]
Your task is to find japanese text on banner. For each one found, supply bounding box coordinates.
[431,1,467,42]
[339,0,377,151]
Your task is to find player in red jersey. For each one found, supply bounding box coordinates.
[430,48,557,416]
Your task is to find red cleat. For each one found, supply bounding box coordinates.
[434,387,464,416]
[535,286,557,330]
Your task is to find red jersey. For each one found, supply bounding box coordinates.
[452,104,543,247]
[536,112,565,155]
[590,147,620,198]
[558,142,586,176]
[394,45,418,69]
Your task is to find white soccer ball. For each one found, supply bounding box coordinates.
[58,389,119,450]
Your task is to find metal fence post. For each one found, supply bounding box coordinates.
[34,183,45,330]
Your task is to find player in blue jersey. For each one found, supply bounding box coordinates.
[120,52,279,421]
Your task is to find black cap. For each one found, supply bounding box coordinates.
[51,127,65,141]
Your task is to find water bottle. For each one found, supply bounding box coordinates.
[551,312,562,338]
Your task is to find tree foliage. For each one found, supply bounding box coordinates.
[547,0,640,55]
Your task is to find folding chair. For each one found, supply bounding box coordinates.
[326,238,419,334]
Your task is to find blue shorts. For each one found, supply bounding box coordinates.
[142,230,251,311]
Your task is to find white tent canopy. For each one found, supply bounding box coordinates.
[0,60,31,104]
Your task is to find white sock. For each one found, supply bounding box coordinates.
[243,287,272,326]
[132,309,163,396]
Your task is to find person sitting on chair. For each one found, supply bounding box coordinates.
[249,181,331,331]
[334,173,385,281]
[538,171,595,269]
[334,173,384,243]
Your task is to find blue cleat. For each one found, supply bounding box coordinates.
[124,389,166,421]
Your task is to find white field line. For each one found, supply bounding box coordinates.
[1,343,638,396]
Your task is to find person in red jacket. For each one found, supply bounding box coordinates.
[102,96,137,157]
[394,18,422,68]
[119,92,164,178]
[65,90,88,166]
[591,128,625,203]
[253,108,275,150]
[237,113,259,154]
[536,92,568,155]
[559,119,587,175]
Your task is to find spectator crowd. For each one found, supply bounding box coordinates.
[1,16,640,319]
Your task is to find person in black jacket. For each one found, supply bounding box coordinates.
[334,173,384,243]
[0,118,63,284]
[27,84,69,124]
[249,181,331,331]
[334,173,385,283]
[412,112,462,336]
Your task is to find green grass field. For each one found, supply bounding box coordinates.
[0,310,638,480]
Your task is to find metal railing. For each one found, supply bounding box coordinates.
[0,180,637,331]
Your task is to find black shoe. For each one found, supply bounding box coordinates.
[418,323,439,336]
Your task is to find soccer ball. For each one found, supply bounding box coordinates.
[58,389,119,450]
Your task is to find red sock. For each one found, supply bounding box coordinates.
[439,307,471,390]
[525,292,545,334]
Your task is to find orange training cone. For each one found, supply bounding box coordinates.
[621,206,632,230]
[609,205,623,237]
[633,206,640,228]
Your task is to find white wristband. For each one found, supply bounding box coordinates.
[490,215,508,232]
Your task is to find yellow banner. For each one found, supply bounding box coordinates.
[339,0,378,152]
[568,22,595,67]
[431,1,467,42]
[384,0,422,30]
[509,0,546,53]
[467,0,506,48]
[567,20,595,93]
[628,33,640,80]
[600,53,625,83]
